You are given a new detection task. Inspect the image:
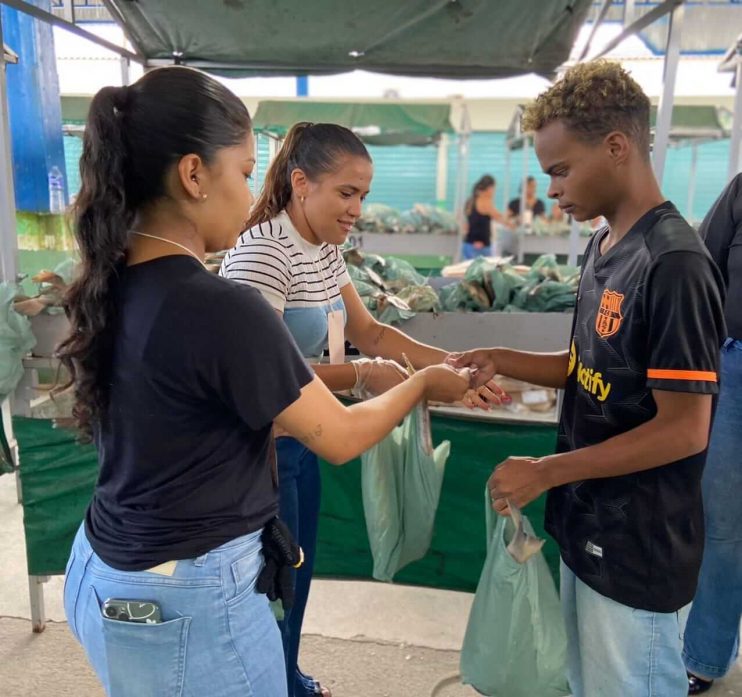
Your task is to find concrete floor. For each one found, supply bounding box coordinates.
[1,472,740,696]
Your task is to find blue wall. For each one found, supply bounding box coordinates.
[3,0,67,212]
[63,129,733,224]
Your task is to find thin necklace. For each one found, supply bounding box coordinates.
[131,231,207,269]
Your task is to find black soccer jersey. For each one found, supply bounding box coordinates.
[545,202,726,613]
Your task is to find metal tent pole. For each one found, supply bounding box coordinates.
[453,104,471,263]
[652,1,684,184]
[728,53,742,180]
[518,138,529,263]
[686,142,698,223]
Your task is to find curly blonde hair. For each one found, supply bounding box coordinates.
[522,60,650,159]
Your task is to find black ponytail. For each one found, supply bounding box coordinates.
[56,67,252,440]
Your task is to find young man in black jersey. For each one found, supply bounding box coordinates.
[452,61,726,697]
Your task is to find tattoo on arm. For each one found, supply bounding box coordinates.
[299,424,323,446]
[372,326,387,347]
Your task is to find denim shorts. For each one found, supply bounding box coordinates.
[64,524,287,696]
[561,560,688,697]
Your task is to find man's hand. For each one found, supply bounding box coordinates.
[487,456,551,515]
[460,379,511,409]
[446,349,498,388]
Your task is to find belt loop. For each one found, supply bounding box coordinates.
[193,553,208,567]
[722,337,734,350]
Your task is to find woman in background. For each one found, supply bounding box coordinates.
[461,175,510,259]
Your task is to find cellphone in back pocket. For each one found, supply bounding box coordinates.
[102,598,163,624]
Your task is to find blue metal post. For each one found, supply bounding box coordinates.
[296,75,308,97]
[1,0,67,212]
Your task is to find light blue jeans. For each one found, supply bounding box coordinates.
[64,523,287,696]
[561,560,687,697]
[683,338,742,680]
[461,242,491,259]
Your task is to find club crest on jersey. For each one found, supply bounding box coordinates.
[595,289,625,339]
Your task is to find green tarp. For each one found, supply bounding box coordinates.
[508,104,732,150]
[253,101,453,146]
[649,105,731,144]
[17,415,559,589]
[106,0,593,79]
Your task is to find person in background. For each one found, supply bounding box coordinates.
[59,68,473,697]
[683,172,742,695]
[452,60,725,697]
[507,175,547,225]
[549,202,566,224]
[462,174,510,259]
[221,122,505,697]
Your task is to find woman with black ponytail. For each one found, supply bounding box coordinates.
[60,69,472,697]
[461,175,510,259]
[222,122,506,697]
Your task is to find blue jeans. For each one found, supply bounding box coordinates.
[683,338,742,680]
[461,242,491,260]
[561,560,687,696]
[64,524,287,696]
[276,437,322,697]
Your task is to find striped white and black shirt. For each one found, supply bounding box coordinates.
[220,210,350,359]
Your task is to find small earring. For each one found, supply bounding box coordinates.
[201,193,208,200]
[300,196,305,204]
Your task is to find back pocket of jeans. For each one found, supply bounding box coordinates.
[101,611,191,697]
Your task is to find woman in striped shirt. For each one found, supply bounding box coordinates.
[222,122,503,697]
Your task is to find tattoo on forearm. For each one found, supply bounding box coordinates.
[299,424,323,446]
[372,326,387,346]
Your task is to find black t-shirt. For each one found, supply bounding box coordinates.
[507,197,546,218]
[465,207,492,245]
[545,202,726,613]
[700,172,742,340]
[85,256,313,571]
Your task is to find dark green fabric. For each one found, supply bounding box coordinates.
[16,417,98,576]
[650,105,730,143]
[253,101,452,145]
[316,415,560,591]
[509,104,731,150]
[16,414,560,589]
[108,0,592,79]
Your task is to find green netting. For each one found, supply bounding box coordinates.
[17,414,559,588]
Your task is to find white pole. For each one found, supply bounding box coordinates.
[652,2,684,185]
[120,56,130,86]
[518,138,529,263]
[686,142,698,224]
[624,0,635,26]
[0,10,19,283]
[728,57,742,180]
[435,133,448,207]
[453,105,471,261]
[503,146,511,213]
[568,217,581,267]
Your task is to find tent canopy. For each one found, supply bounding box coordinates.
[104,0,593,79]
[505,103,732,150]
[253,101,454,146]
[649,104,732,144]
